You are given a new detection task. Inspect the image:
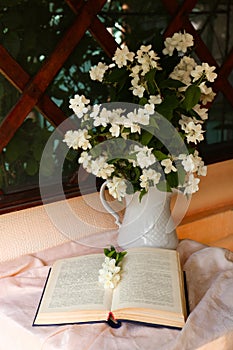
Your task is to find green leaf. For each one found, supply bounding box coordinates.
[5,142,19,162]
[149,115,159,128]
[156,94,179,121]
[144,68,157,94]
[0,84,4,96]
[104,248,110,256]
[2,11,23,29]
[139,188,147,202]
[131,166,141,182]
[0,170,4,189]
[139,97,148,105]
[105,67,127,83]
[25,158,38,176]
[0,0,20,6]
[159,78,186,89]
[156,181,172,192]
[166,172,178,189]
[141,130,153,145]
[3,31,20,57]
[32,143,45,161]
[153,150,167,161]
[182,85,201,111]
[39,155,55,177]
[108,250,116,258]
[176,164,187,186]
[66,148,78,162]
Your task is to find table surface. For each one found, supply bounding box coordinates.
[0,231,233,350]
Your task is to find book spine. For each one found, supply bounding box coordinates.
[107,312,122,328]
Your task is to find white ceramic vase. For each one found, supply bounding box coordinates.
[100,181,178,250]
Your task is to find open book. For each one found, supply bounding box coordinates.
[33,247,187,329]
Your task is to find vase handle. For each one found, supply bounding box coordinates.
[99,181,121,228]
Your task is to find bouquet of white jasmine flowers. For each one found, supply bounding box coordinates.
[98,246,127,289]
[64,31,217,201]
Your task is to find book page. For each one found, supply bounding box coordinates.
[39,254,112,313]
[112,248,182,313]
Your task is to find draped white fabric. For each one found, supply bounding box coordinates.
[0,234,233,350]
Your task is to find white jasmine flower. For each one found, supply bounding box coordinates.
[109,124,120,137]
[193,104,208,120]
[162,38,175,56]
[202,63,217,82]
[112,274,121,285]
[69,94,90,118]
[123,114,141,133]
[130,123,141,134]
[179,154,196,173]
[131,76,140,87]
[121,131,130,139]
[178,151,207,177]
[191,62,217,82]
[129,64,141,77]
[149,94,162,105]
[135,108,150,125]
[63,130,78,149]
[133,146,156,169]
[131,84,145,98]
[161,158,177,174]
[193,151,207,177]
[63,129,91,150]
[197,162,207,176]
[186,122,204,144]
[107,258,121,274]
[99,256,121,289]
[109,108,121,121]
[140,168,161,190]
[127,109,150,126]
[139,175,149,190]
[90,104,101,119]
[137,45,160,63]
[200,90,216,105]
[78,151,92,170]
[90,156,115,179]
[179,116,204,144]
[140,62,151,75]
[176,32,193,53]
[113,46,135,68]
[163,32,193,56]
[183,174,200,195]
[136,45,161,74]
[181,56,197,70]
[144,103,155,115]
[93,107,111,127]
[103,279,115,289]
[90,62,108,81]
[98,164,115,180]
[107,177,127,201]
[137,44,152,55]
[199,82,216,105]
[170,56,197,86]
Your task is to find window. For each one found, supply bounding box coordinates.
[0,0,232,213]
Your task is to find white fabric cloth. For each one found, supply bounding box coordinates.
[0,234,233,350]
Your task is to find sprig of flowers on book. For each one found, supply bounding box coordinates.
[64,31,217,201]
[98,246,127,289]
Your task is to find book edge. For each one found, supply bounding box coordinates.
[32,268,52,327]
